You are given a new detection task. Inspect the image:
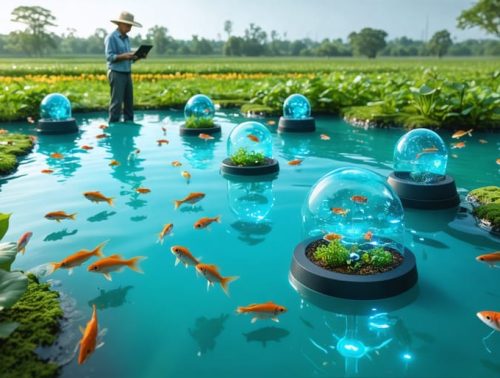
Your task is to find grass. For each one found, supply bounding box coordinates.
[184,116,216,128]
[0,134,34,175]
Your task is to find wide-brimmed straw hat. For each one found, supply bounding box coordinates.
[111,11,142,27]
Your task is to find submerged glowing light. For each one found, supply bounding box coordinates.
[40,93,72,120]
[283,94,311,119]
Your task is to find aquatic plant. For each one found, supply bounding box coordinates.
[369,247,394,268]
[0,134,35,175]
[230,147,266,167]
[467,186,500,206]
[313,240,350,267]
[467,186,500,233]
[184,115,215,129]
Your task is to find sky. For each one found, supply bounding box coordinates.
[0,0,493,41]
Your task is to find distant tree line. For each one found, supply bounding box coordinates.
[0,1,498,58]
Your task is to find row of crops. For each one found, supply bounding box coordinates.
[0,57,498,129]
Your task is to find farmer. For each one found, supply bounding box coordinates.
[104,11,142,123]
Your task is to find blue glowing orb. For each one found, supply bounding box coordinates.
[40,93,72,120]
[283,94,311,119]
[184,94,215,120]
[394,128,448,184]
[227,180,274,222]
[336,337,367,359]
[227,121,274,158]
[302,167,405,252]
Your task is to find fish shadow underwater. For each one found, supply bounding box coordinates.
[189,314,229,356]
[242,326,290,347]
[87,286,134,310]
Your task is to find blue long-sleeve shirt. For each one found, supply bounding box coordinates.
[104,29,132,72]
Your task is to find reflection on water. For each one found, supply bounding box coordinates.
[182,136,221,170]
[36,132,82,181]
[44,228,78,242]
[242,326,290,347]
[130,215,147,222]
[188,314,229,356]
[230,221,273,246]
[87,286,134,310]
[278,132,312,161]
[87,211,117,223]
[179,205,204,213]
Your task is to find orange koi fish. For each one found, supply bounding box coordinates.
[267,120,276,126]
[479,139,488,144]
[17,232,33,254]
[364,231,373,241]
[50,152,64,159]
[78,304,99,364]
[236,301,287,323]
[84,191,114,206]
[95,133,109,139]
[81,145,93,150]
[288,159,303,166]
[452,142,465,149]
[45,211,76,222]
[136,187,151,194]
[416,146,438,159]
[157,223,174,244]
[476,251,500,267]
[320,134,331,140]
[452,129,473,139]
[41,169,54,174]
[49,241,107,275]
[323,232,342,241]
[247,134,260,143]
[351,195,368,204]
[477,311,500,332]
[331,207,349,216]
[174,192,205,209]
[194,216,221,229]
[195,263,239,296]
[181,170,191,183]
[198,133,214,141]
[98,124,108,130]
[87,255,146,281]
[170,245,201,268]
[157,139,169,146]
[109,160,120,166]
[171,161,182,167]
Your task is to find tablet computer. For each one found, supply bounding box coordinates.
[133,45,153,58]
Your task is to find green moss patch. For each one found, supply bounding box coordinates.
[0,274,63,378]
[0,133,34,175]
[467,186,500,234]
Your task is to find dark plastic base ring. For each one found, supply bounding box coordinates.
[36,119,78,134]
[290,237,418,300]
[278,117,316,132]
[220,158,279,176]
[387,172,460,209]
[179,124,221,136]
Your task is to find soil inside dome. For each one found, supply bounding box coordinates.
[226,157,275,167]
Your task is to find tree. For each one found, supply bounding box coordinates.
[10,6,57,56]
[223,36,244,56]
[224,20,233,40]
[428,30,453,57]
[243,23,267,56]
[147,25,170,55]
[457,0,500,37]
[348,28,388,58]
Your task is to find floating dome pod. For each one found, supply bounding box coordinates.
[387,128,459,209]
[278,94,316,133]
[221,121,279,176]
[37,93,78,134]
[290,167,418,299]
[180,94,221,136]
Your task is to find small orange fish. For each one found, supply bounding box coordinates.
[41,169,54,174]
[247,134,260,143]
[45,211,76,222]
[171,161,182,167]
[87,255,146,281]
[479,139,488,144]
[174,192,205,209]
[496,158,500,165]
[136,187,151,194]
[236,301,287,323]
[17,232,33,254]
[98,124,108,130]
[477,311,500,332]
[288,159,303,166]
[109,160,120,166]
[95,134,109,139]
[49,241,107,275]
[78,304,99,365]
[364,231,373,241]
[170,245,201,268]
[416,146,438,159]
[331,207,349,216]
[50,152,64,159]
[195,263,239,296]
[84,191,114,206]
[476,251,500,267]
[323,232,342,241]
[452,142,465,149]
[351,195,368,204]
[194,216,221,229]
[157,139,169,146]
[320,134,331,141]
[452,129,473,139]
[157,223,174,244]
[181,170,191,183]
[198,133,214,141]
[81,145,94,150]
[266,120,276,126]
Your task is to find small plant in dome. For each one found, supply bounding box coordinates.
[184,115,215,129]
[229,147,266,167]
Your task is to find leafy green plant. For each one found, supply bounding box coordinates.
[184,115,215,129]
[313,240,350,267]
[410,84,441,117]
[230,147,266,166]
[369,247,394,267]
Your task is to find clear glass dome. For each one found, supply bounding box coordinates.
[40,93,72,120]
[283,94,311,119]
[227,121,274,158]
[302,167,405,253]
[393,128,448,184]
[184,94,215,120]
[227,179,274,223]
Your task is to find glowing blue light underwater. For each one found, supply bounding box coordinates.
[403,353,413,361]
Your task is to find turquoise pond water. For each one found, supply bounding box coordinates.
[1,110,499,378]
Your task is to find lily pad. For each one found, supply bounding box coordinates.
[0,269,28,311]
[0,321,19,338]
[0,242,17,272]
[0,213,11,241]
